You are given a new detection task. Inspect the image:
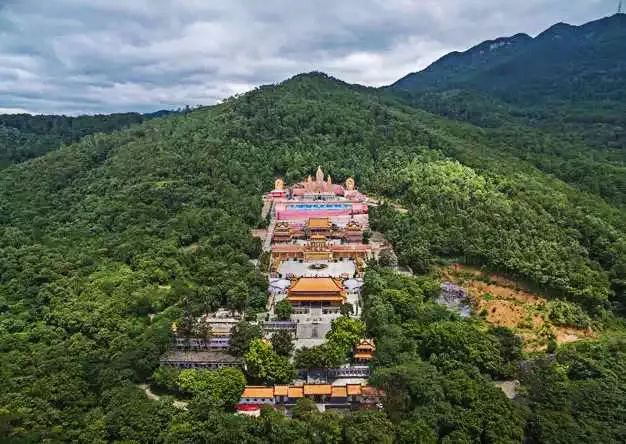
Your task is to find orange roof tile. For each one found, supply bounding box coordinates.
[355,338,376,352]
[287,295,346,303]
[358,338,375,347]
[331,386,347,397]
[331,245,370,252]
[346,384,362,396]
[271,245,304,252]
[273,385,289,396]
[307,217,331,229]
[288,386,304,398]
[353,352,374,360]
[303,384,332,396]
[242,386,274,398]
[289,277,344,293]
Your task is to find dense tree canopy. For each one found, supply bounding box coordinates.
[0,112,168,168]
[0,70,624,442]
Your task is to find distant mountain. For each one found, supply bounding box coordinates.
[387,14,626,207]
[392,14,626,103]
[0,111,176,168]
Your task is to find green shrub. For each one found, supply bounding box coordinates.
[547,300,592,329]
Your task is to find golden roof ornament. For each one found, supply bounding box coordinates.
[345,177,355,191]
[316,166,324,182]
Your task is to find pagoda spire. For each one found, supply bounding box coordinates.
[316,166,324,183]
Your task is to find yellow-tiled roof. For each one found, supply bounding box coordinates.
[288,386,304,398]
[307,217,330,229]
[303,384,332,396]
[357,338,376,349]
[287,294,346,303]
[289,277,344,293]
[331,386,347,397]
[240,384,380,400]
[273,385,289,396]
[346,384,362,396]
[353,352,374,360]
[242,386,275,398]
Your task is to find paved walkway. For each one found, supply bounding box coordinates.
[263,219,276,251]
[138,384,188,409]
[278,260,356,277]
[261,199,273,220]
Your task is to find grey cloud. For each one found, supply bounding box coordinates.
[0,0,615,114]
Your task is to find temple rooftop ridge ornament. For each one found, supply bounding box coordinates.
[316,166,324,183]
[345,177,355,191]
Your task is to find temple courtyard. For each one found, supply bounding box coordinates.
[277,259,356,278]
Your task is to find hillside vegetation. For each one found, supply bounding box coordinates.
[390,14,626,206]
[0,73,625,442]
[0,112,172,168]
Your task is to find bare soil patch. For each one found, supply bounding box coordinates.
[441,264,594,350]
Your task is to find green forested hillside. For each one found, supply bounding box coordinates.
[389,14,626,207]
[393,14,626,105]
[0,112,172,168]
[1,73,625,442]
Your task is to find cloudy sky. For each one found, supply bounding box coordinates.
[0,0,615,115]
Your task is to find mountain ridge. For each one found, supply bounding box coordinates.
[386,13,626,207]
[391,13,626,97]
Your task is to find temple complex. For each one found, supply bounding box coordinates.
[157,166,381,416]
[263,167,373,346]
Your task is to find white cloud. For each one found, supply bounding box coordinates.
[0,0,614,114]
[0,107,32,114]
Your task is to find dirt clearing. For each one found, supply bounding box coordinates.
[441,264,594,351]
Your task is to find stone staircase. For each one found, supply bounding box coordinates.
[261,199,272,220]
[263,219,276,252]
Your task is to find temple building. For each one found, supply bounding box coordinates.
[353,338,376,363]
[271,240,369,262]
[344,219,364,243]
[306,217,332,237]
[160,350,242,370]
[269,178,288,198]
[296,166,340,198]
[237,383,384,413]
[272,217,365,244]
[266,167,367,205]
[272,221,294,243]
[273,201,368,221]
[287,277,347,307]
